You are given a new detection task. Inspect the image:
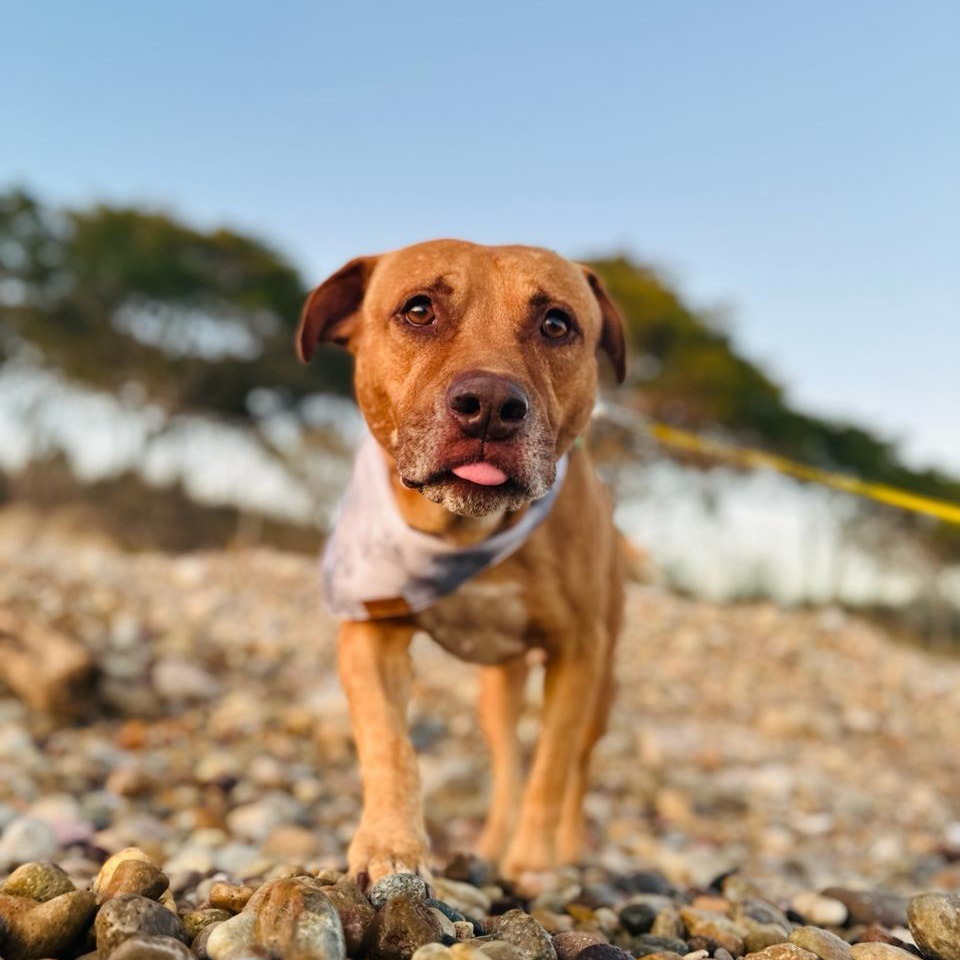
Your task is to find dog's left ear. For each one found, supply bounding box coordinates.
[296,255,379,362]
[582,267,627,384]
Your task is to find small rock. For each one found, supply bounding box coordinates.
[616,873,674,897]
[152,658,220,701]
[369,874,431,910]
[95,848,157,898]
[825,891,908,929]
[0,818,59,870]
[619,903,658,935]
[793,894,849,928]
[652,907,686,940]
[209,882,255,913]
[554,931,609,960]
[575,946,632,960]
[0,888,96,960]
[850,946,918,960]
[444,855,497,887]
[744,926,792,953]
[253,877,346,960]
[181,909,232,941]
[365,895,445,960]
[323,879,377,955]
[1,862,75,901]
[431,907,458,944]
[100,860,169,902]
[413,947,455,960]
[454,922,475,940]
[907,894,960,960]
[108,935,194,960]
[679,908,747,955]
[432,878,492,918]
[635,936,691,957]
[480,941,525,960]
[205,911,257,960]
[745,945,819,960]
[789,927,852,960]
[95,894,187,958]
[490,910,557,960]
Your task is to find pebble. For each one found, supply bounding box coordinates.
[789,926,852,960]
[253,876,346,960]
[433,878,492,918]
[368,873,431,909]
[108,934,195,960]
[0,818,60,869]
[323,878,377,955]
[575,946,632,960]
[490,909,558,960]
[824,890,908,929]
[635,935,691,957]
[209,881,256,913]
[480,941,525,960]
[95,894,187,958]
[745,946,820,960]
[907,893,960,960]
[0,889,96,960]
[0,862,75,901]
[413,946,456,960]
[206,911,258,960]
[652,907,686,940]
[95,848,157,898]
[850,946,919,960]
[793,894,849,928]
[100,860,170,902]
[679,907,747,955]
[365,894,444,960]
[619,902,658,935]
[182,908,232,941]
[553,931,609,960]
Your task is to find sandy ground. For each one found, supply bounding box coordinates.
[1,510,960,894]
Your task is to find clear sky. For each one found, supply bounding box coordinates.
[4,1,958,471]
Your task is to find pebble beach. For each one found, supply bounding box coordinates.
[3,512,960,960]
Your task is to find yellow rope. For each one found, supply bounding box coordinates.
[647,421,960,526]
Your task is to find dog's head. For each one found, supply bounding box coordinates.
[297,239,625,518]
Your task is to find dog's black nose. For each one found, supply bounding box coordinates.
[447,371,529,441]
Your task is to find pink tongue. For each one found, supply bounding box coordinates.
[452,462,509,486]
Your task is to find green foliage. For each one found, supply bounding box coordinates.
[0,188,352,416]
[1,188,956,552]
[590,256,960,554]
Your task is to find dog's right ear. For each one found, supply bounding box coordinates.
[295,256,379,362]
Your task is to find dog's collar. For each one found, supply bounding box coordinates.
[321,432,568,620]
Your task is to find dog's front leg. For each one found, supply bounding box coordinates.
[500,644,599,879]
[338,620,429,884]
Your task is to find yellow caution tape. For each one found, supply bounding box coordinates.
[648,421,960,527]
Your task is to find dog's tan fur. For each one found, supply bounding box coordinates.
[297,239,626,882]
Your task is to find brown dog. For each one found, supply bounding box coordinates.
[296,240,626,883]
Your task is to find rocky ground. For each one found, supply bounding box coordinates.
[3,511,960,959]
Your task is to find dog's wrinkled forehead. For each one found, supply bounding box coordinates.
[364,240,601,329]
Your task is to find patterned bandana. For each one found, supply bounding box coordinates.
[322,431,568,620]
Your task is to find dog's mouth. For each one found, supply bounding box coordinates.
[398,452,548,518]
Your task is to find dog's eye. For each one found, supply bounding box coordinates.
[400,295,435,326]
[540,309,572,341]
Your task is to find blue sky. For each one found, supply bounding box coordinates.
[4,0,959,471]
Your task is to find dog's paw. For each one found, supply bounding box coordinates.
[348,832,432,889]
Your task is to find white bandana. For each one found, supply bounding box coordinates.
[322,432,568,620]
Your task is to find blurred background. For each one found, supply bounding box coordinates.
[1,0,960,892]
[3,1,958,635]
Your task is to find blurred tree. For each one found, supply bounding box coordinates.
[0,188,352,417]
[1,189,956,554]
[590,255,960,555]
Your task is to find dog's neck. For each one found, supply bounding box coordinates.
[383,456,520,548]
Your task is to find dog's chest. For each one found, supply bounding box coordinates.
[415,578,529,665]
